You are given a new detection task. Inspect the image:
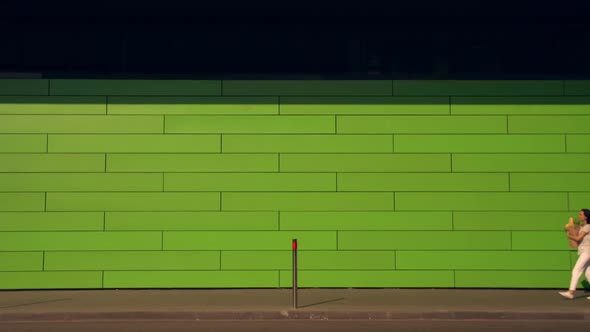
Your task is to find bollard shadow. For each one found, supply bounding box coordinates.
[0,298,69,309]
[296,297,345,309]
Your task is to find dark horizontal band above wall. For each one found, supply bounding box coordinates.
[4,80,590,96]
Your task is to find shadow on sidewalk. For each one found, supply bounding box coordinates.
[297,298,345,309]
[0,298,69,309]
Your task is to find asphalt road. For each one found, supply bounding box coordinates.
[0,320,585,332]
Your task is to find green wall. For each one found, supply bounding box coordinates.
[0,79,589,289]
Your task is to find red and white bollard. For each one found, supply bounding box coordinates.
[292,238,298,309]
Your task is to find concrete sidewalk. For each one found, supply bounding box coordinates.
[0,289,589,322]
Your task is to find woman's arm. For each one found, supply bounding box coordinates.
[567,231,588,243]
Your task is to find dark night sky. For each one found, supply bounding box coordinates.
[1,2,590,78]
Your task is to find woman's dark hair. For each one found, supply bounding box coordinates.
[582,209,590,221]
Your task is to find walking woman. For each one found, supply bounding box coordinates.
[559,209,590,299]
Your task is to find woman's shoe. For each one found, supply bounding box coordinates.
[559,291,574,299]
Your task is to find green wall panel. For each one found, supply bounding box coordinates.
[0,115,163,134]
[45,251,220,271]
[337,115,506,134]
[220,251,289,270]
[511,231,568,250]
[567,135,590,152]
[338,173,508,191]
[0,134,46,152]
[338,231,510,250]
[395,135,564,153]
[49,134,220,153]
[222,80,392,96]
[46,193,220,212]
[0,96,106,114]
[105,212,278,231]
[280,212,452,230]
[165,115,335,134]
[0,212,104,231]
[452,154,590,172]
[453,212,574,231]
[0,173,162,191]
[565,80,590,95]
[455,271,569,288]
[395,193,567,211]
[104,271,277,288]
[509,116,590,133]
[279,271,454,287]
[221,193,394,211]
[0,272,102,289]
[451,97,590,115]
[107,154,277,172]
[510,173,590,191]
[222,134,393,153]
[0,232,161,251]
[570,194,590,210]
[108,96,278,114]
[0,252,43,271]
[280,154,450,172]
[396,251,569,270]
[0,193,45,211]
[0,154,105,172]
[393,80,563,96]
[280,97,449,114]
[221,251,395,270]
[165,173,335,191]
[50,79,221,96]
[0,79,48,95]
[164,231,336,250]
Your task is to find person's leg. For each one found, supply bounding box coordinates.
[584,257,590,300]
[561,252,590,298]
